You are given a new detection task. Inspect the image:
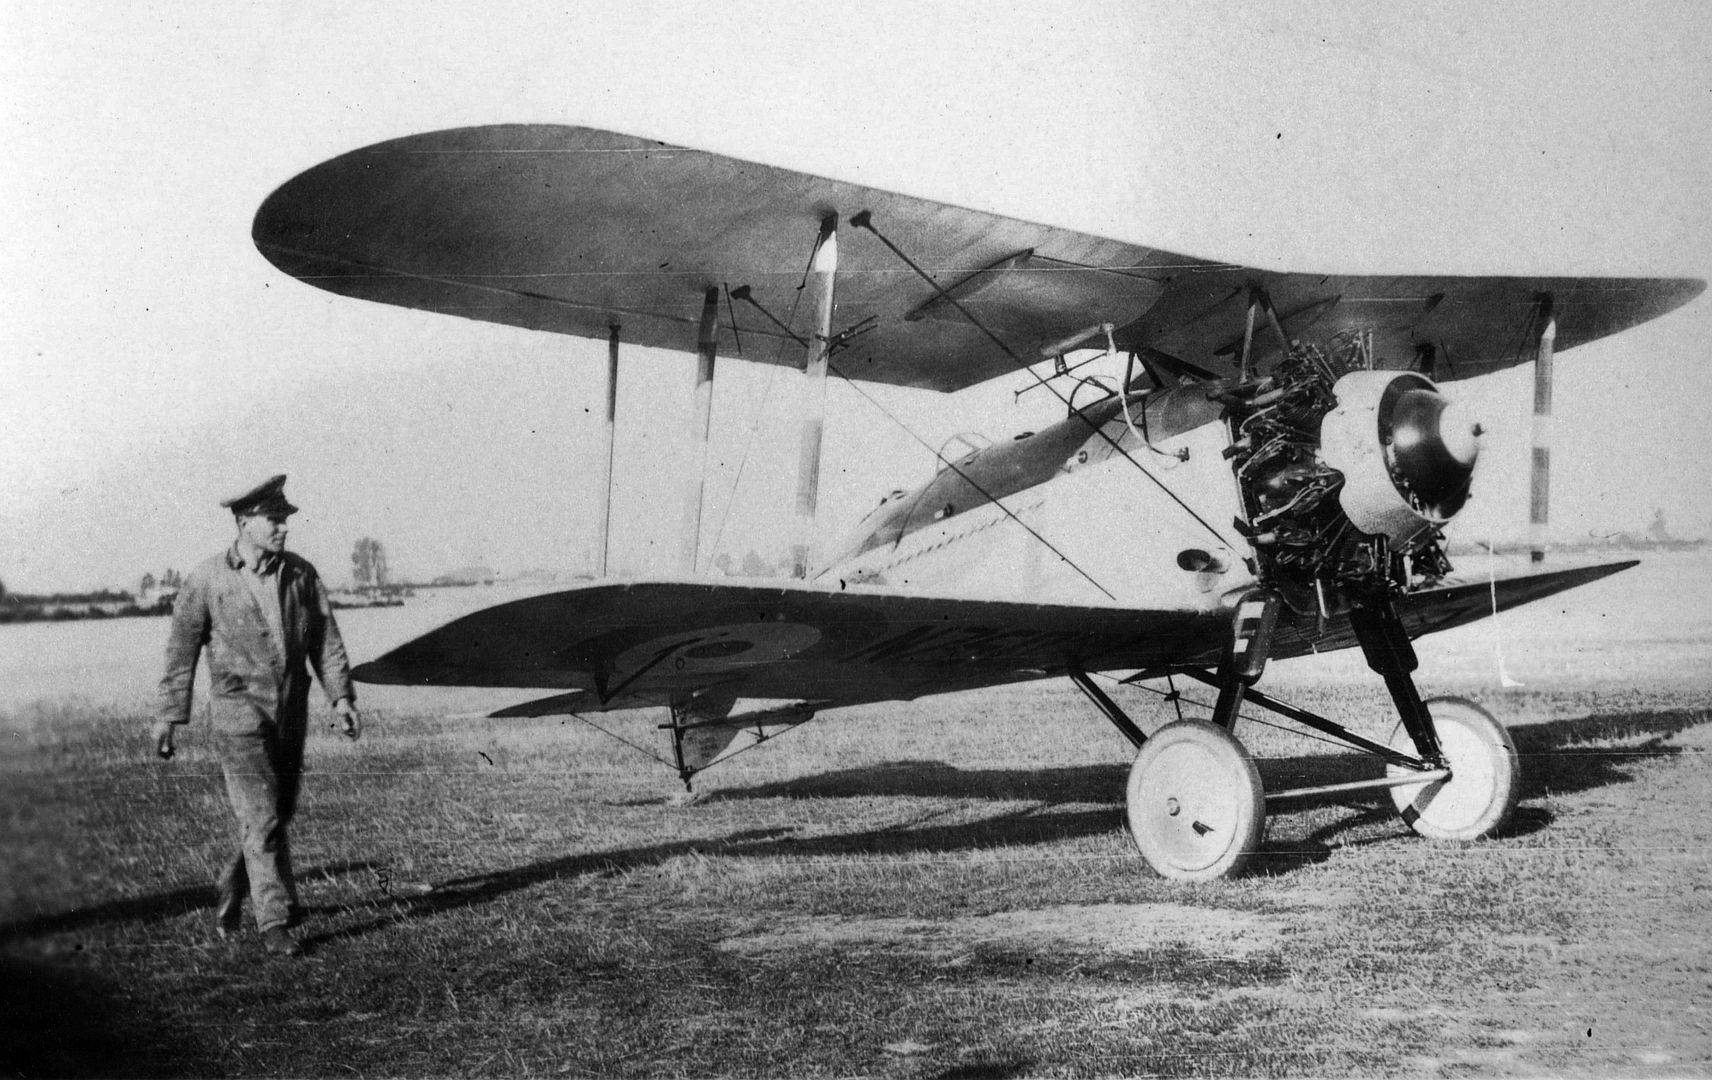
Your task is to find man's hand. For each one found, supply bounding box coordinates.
[151,720,176,761]
[334,698,362,741]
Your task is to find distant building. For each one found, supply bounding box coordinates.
[432,565,498,586]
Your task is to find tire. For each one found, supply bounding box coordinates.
[1125,720,1265,881]
[1387,696,1520,841]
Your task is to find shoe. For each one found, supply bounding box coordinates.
[260,927,303,957]
[215,884,243,938]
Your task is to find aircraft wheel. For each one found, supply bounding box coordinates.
[1125,720,1265,881]
[1387,697,1519,841]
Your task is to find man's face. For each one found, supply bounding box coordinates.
[238,513,290,554]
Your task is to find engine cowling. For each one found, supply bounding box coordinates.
[1224,345,1482,609]
[1319,371,1481,552]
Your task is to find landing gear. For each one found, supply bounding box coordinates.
[1124,720,1264,881]
[1387,697,1519,841]
[1353,601,1520,840]
[1075,593,1521,880]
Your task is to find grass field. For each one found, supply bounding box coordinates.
[3,654,1711,1077]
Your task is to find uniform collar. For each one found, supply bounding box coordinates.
[227,541,282,576]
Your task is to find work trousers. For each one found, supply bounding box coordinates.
[216,718,306,931]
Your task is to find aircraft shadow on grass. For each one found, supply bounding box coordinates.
[1241,705,1711,873]
[5,710,1702,953]
[297,706,1709,947]
[711,706,1710,809]
[302,805,1124,950]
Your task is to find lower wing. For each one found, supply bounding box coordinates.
[1270,558,1635,660]
[353,560,1634,714]
[351,579,1221,710]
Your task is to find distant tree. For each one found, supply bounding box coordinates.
[351,538,390,591]
[140,572,157,596]
[713,553,733,576]
[739,550,770,577]
[161,568,182,590]
[0,577,7,603]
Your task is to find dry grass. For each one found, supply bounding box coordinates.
[3,669,1711,1077]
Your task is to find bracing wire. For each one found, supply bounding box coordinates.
[852,212,1234,549]
[681,715,817,773]
[827,359,1119,601]
[560,712,677,770]
[561,708,815,780]
[1098,670,1378,757]
[704,226,844,571]
[704,278,809,570]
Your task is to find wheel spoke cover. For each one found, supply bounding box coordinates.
[1387,696,1520,841]
[1125,721,1264,881]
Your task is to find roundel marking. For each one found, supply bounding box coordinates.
[612,621,824,677]
[683,640,754,660]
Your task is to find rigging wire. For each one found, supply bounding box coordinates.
[827,359,1119,601]
[678,714,817,773]
[704,279,809,570]
[1096,670,1381,757]
[730,263,1117,599]
[560,707,815,780]
[560,711,677,771]
[851,212,1235,549]
[705,225,845,571]
[722,281,744,357]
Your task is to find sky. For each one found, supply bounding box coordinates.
[3,0,1709,593]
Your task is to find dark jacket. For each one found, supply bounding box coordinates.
[157,546,355,733]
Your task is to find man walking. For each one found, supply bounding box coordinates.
[153,475,362,957]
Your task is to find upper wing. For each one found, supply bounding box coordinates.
[254,125,1703,393]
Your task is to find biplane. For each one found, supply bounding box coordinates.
[253,125,1703,880]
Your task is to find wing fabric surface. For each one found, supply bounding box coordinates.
[351,580,1225,710]
[254,125,1703,393]
[352,561,1635,715]
[1268,558,1638,661]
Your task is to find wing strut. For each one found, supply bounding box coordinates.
[791,214,838,579]
[595,324,620,577]
[682,287,720,573]
[1529,299,1555,563]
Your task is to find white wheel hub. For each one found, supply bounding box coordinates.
[1126,720,1264,881]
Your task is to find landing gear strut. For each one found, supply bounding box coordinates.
[1355,596,1519,841]
[1074,593,1519,880]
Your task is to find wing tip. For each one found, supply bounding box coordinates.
[351,660,410,685]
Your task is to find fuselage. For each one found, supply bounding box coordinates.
[815,386,1257,612]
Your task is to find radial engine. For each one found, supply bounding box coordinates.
[1220,339,1484,615]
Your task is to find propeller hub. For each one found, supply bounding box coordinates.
[1319,371,1482,551]
[1436,399,1483,467]
[1387,387,1481,517]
